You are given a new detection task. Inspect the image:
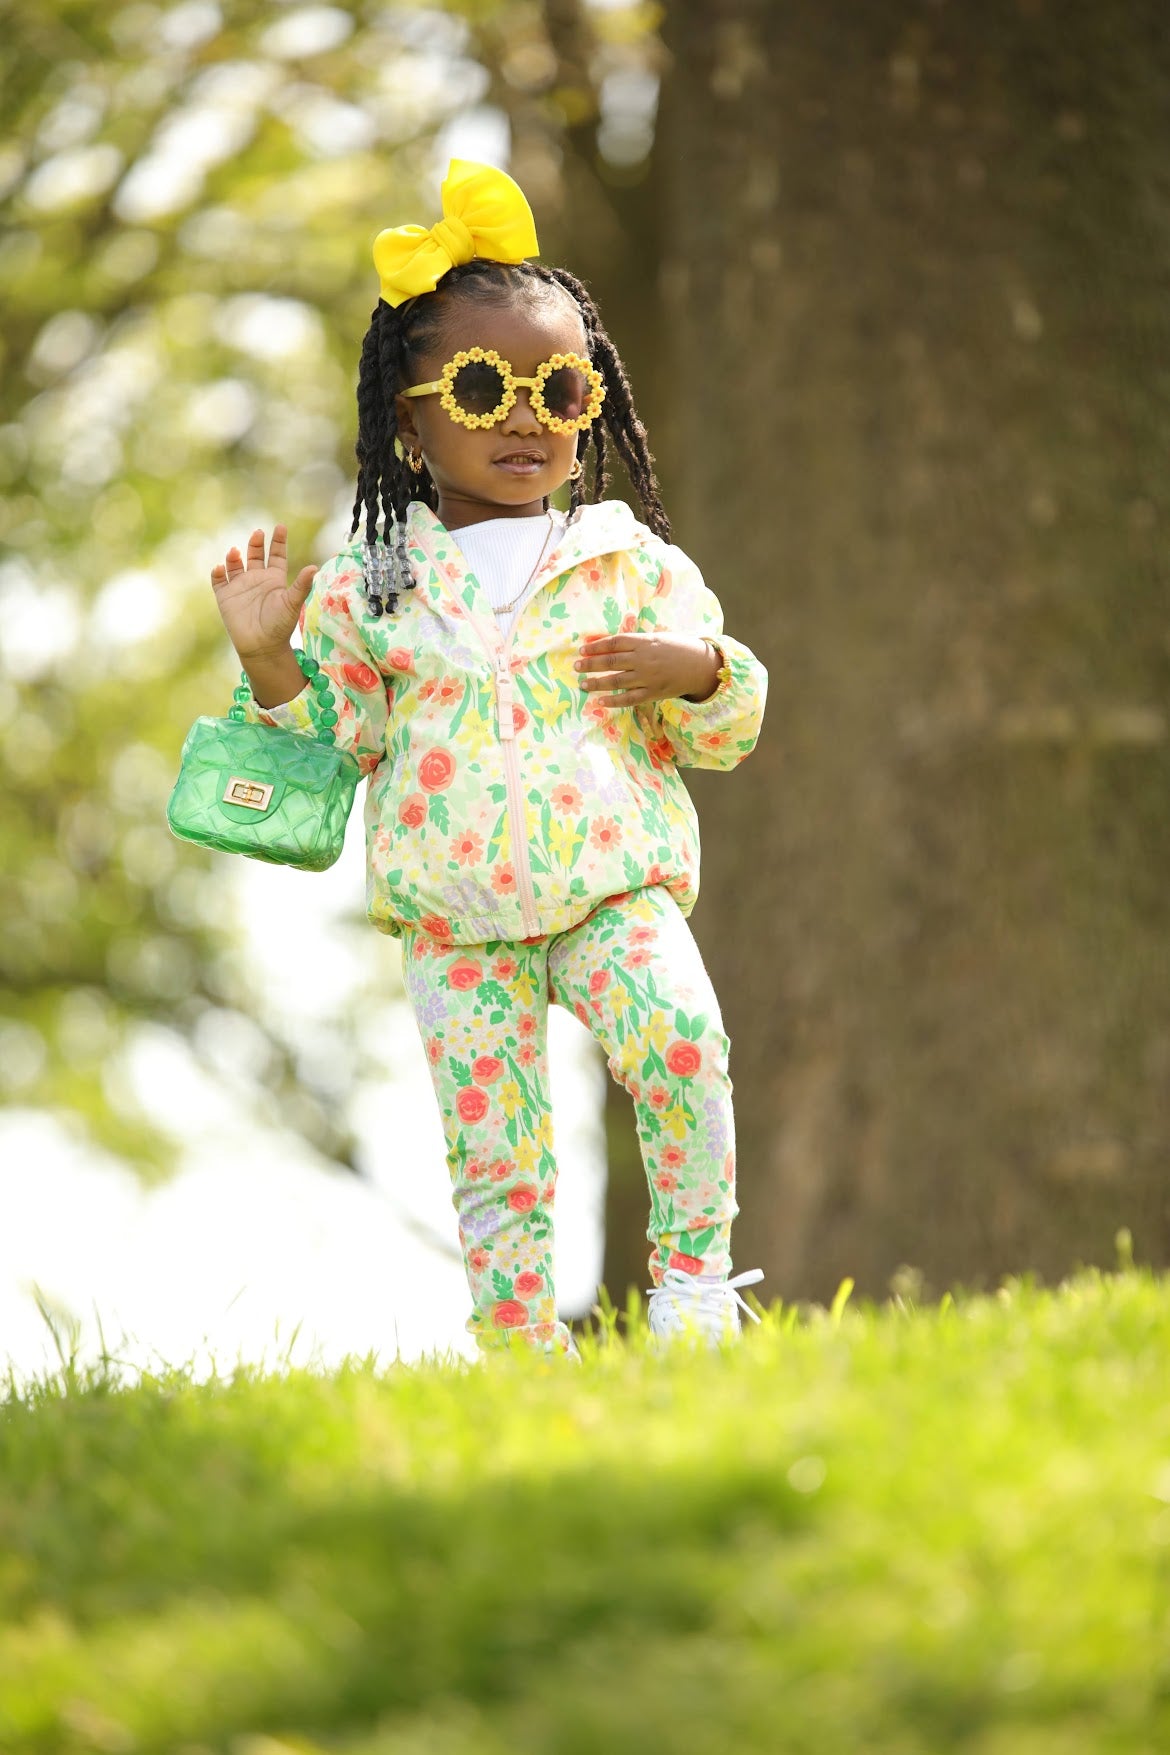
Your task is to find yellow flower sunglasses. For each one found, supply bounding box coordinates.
[400,346,605,435]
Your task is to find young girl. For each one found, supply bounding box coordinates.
[210,159,768,1359]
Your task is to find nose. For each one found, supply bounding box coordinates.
[500,386,542,437]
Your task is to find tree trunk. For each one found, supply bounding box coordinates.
[601,0,1170,1307]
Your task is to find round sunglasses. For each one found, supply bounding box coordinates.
[401,347,605,435]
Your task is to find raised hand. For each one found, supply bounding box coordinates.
[574,631,720,707]
[209,525,318,662]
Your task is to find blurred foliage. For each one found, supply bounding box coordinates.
[0,0,661,1180]
[2,1261,1170,1748]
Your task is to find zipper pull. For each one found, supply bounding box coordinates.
[495,654,514,740]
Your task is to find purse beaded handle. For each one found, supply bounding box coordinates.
[227,648,339,746]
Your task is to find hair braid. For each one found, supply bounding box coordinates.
[351,311,387,548]
[350,301,435,610]
[537,264,670,542]
[581,415,609,514]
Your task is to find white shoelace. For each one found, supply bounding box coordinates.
[646,1266,766,1335]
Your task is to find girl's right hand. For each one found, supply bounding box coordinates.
[210,524,319,661]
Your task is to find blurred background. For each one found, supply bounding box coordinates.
[3,0,1168,1381]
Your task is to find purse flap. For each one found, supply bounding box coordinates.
[180,716,354,794]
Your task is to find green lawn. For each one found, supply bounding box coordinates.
[2,1258,1168,1754]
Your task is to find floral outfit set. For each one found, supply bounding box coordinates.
[246,497,768,1353]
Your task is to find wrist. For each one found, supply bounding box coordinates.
[235,640,294,667]
[242,645,311,710]
[681,637,724,703]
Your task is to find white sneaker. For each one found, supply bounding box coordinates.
[646,1267,765,1346]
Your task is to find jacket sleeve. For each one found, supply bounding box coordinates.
[635,540,768,771]
[239,550,389,779]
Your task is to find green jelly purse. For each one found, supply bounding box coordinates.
[166,648,362,871]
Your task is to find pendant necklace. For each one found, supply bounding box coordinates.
[494,512,558,615]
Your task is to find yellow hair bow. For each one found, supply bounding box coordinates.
[372,159,539,308]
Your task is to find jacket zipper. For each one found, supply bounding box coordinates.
[491,640,541,937]
[416,524,576,940]
[434,597,541,938]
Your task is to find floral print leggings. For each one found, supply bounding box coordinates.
[400,883,738,1355]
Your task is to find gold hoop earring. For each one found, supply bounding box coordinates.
[568,458,583,481]
[407,449,424,475]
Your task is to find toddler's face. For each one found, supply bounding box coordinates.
[394,290,589,526]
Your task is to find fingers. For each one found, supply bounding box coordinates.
[579,633,619,653]
[578,659,647,709]
[249,526,288,571]
[590,686,652,709]
[210,526,290,587]
[212,546,243,586]
[577,635,644,704]
[579,667,637,692]
[576,648,637,674]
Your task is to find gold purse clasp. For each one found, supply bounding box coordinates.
[223,776,274,811]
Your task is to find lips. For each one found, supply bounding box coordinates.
[494,450,546,466]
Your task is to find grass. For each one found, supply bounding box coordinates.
[2,1249,1169,1754]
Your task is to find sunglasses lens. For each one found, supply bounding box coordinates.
[451,358,507,416]
[541,366,591,424]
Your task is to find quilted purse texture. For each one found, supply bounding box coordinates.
[167,715,361,871]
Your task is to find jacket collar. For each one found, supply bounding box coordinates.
[404,497,648,628]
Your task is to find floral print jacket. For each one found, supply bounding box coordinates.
[244,498,768,946]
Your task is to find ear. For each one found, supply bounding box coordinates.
[394,393,421,447]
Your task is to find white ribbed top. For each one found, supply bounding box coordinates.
[451,510,567,638]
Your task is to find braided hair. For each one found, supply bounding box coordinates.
[348,259,670,612]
